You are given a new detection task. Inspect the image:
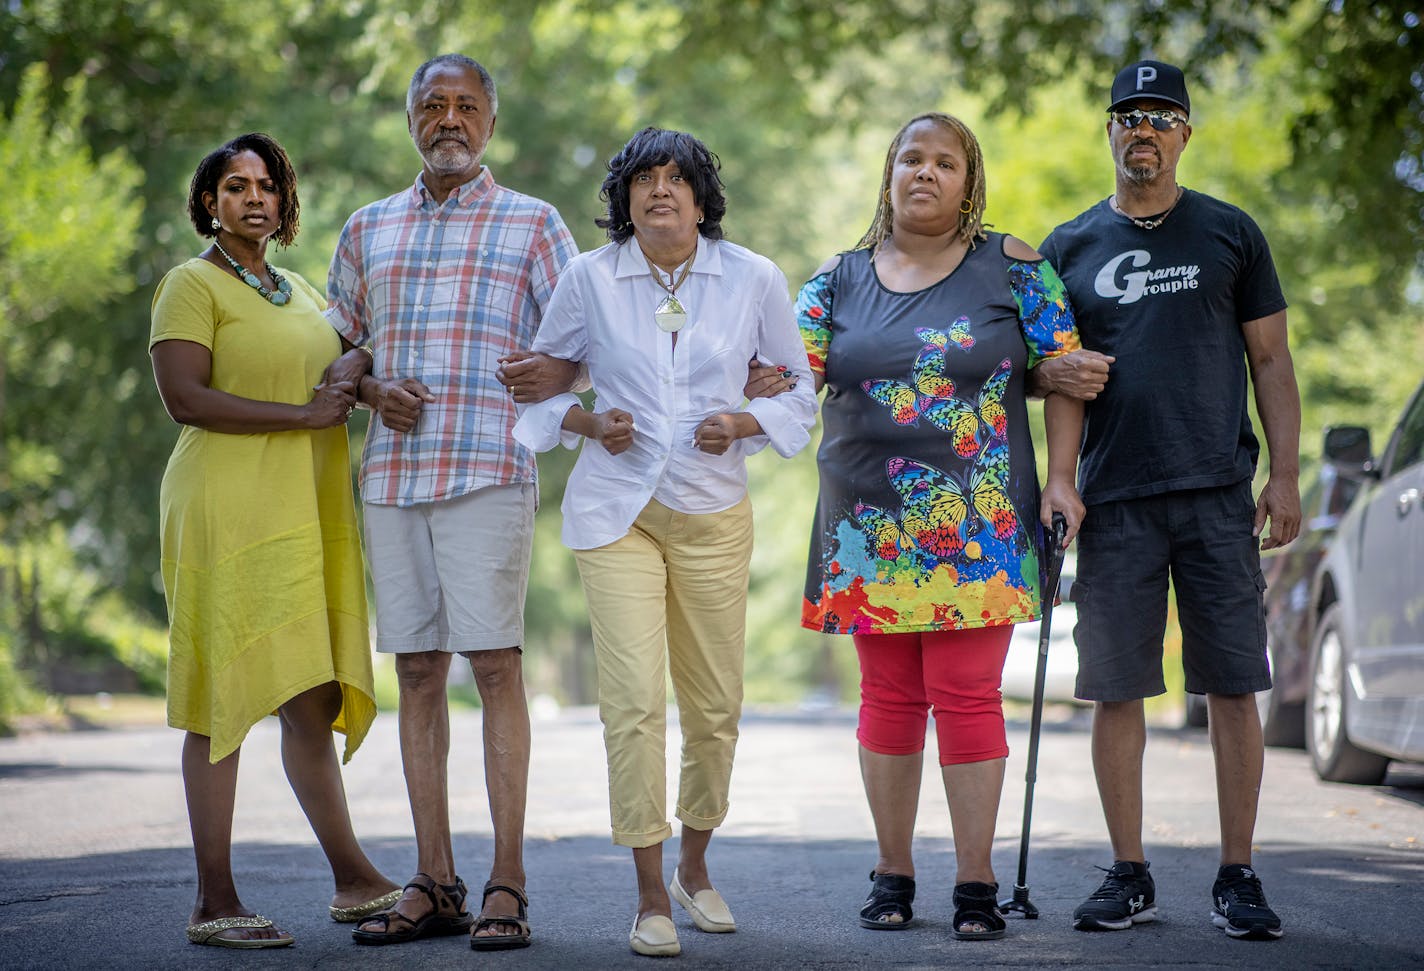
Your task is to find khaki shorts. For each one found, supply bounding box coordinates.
[363,483,536,654]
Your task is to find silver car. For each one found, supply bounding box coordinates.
[1307,378,1424,784]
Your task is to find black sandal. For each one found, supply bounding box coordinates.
[952,881,1006,941]
[351,873,475,945]
[859,870,916,930]
[469,881,532,951]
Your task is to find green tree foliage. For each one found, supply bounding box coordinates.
[0,61,144,722]
[1,1,1419,706]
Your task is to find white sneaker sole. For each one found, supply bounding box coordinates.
[1211,910,1283,940]
[1073,905,1158,931]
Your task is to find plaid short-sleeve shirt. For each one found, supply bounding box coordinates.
[326,168,576,506]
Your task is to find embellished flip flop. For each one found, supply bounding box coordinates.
[330,888,402,923]
[351,873,475,946]
[185,915,294,948]
[470,881,532,950]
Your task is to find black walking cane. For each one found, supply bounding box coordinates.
[1000,511,1069,919]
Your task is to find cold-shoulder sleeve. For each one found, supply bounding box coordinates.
[1007,258,1081,369]
[794,259,839,377]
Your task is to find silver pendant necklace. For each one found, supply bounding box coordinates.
[1110,185,1184,230]
[647,249,695,332]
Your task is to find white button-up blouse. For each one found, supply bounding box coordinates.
[512,235,818,550]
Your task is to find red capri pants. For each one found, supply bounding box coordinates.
[854,626,1013,766]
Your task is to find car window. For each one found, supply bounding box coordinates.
[1383,384,1424,477]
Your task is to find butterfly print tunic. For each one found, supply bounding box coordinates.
[797,236,1080,634]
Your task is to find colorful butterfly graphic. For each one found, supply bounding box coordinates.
[915,316,975,354]
[885,442,1021,558]
[861,344,957,425]
[852,502,914,560]
[917,358,1013,457]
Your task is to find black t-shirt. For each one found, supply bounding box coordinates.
[1041,189,1287,505]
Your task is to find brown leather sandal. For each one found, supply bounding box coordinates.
[351,873,475,946]
[469,881,532,950]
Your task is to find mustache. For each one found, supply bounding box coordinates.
[423,132,469,151]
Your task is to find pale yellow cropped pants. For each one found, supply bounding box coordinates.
[573,496,753,848]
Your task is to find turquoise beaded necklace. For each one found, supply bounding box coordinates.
[212,239,293,306]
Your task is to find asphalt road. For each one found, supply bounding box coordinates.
[1,703,1422,969]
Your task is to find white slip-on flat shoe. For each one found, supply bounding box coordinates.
[629,913,681,957]
[670,868,736,933]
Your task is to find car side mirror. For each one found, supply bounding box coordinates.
[1323,425,1371,463]
[1322,425,1378,482]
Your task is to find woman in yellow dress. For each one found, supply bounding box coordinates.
[150,133,397,948]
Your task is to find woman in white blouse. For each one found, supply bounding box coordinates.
[513,127,817,958]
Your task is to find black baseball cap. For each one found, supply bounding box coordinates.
[1108,60,1190,116]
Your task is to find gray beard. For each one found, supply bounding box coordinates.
[421,141,474,175]
[1122,160,1160,184]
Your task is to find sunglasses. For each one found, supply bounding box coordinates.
[1109,108,1188,132]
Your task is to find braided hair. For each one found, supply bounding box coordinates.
[855,112,988,253]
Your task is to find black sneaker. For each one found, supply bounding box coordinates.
[1211,864,1283,940]
[1072,861,1157,931]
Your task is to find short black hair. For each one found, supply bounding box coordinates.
[596,127,726,244]
[186,132,300,248]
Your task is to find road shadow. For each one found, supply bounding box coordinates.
[3,834,1421,969]
[1380,762,1424,804]
[0,761,156,781]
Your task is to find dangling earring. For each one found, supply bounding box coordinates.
[959,199,974,214]
[211,217,221,232]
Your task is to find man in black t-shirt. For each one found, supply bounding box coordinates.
[1033,60,1301,942]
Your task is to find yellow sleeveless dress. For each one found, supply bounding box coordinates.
[150,258,375,763]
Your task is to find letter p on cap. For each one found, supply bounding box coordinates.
[1136,65,1158,90]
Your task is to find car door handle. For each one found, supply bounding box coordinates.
[1399,488,1421,516]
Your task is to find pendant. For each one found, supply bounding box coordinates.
[654,294,687,333]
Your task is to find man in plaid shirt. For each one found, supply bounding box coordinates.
[325,53,577,949]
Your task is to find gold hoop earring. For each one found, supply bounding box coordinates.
[959,199,974,214]
[883,187,892,205]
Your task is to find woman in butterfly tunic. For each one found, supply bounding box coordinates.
[796,113,1085,940]
[513,128,817,958]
